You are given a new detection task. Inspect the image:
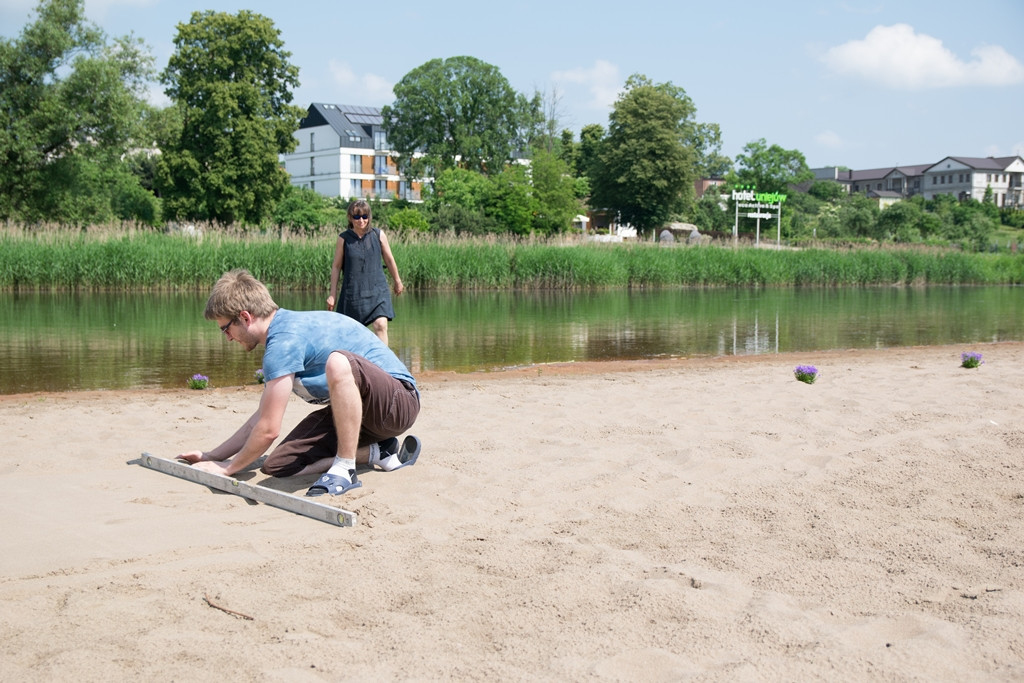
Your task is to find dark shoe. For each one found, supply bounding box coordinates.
[305,470,361,496]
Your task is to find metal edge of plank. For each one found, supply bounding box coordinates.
[131,453,357,527]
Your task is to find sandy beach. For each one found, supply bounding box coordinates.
[1,342,1022,681]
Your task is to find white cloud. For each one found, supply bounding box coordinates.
[822,24,1024,89]
[327,60,394,105]
[815,130,844,149]
[551,59,622,112]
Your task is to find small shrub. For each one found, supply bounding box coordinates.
[794,365,819,384]
[960,352,983,369]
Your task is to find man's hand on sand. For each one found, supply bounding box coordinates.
[177,450,204,464]
[191,460,232,475]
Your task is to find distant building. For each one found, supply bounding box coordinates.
[813,164,931,198]
[280,103,422,202]
[695,177,725,199]
[866,189,902,210]
[812,155,1023,209]
[282,103,1024,212]
[921,156,1024,207]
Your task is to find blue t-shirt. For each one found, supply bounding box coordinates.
[261,309,415,404]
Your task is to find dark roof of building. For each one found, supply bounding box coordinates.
[935,156,1022,171]
[846,167,895,182]
[814,158,1015,184]
[846,164,932,182]
[299,103,383,134]
[888,164,932,177]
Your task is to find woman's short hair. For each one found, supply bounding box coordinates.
[347,199,371,228]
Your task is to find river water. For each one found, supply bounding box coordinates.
[1,286,1021,394]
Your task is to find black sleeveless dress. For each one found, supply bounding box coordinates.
[337,227,394,326]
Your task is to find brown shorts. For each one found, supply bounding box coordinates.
[261,351,420,477]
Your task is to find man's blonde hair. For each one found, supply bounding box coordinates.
[204,269,279,321]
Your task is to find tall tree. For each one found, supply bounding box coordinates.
[575,124,604,179]
[383,56,539,177]
[157,10,304,224]
[0,0,154,223]
[732,138,813,193]
[691,122,733,178]
[558,129,578,171]
[588,74,698,236]
[485,163,538,235]
[529,148,583,235]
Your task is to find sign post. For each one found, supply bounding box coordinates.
[731,187,786,247]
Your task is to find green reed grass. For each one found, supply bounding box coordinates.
[1,229,1021,291]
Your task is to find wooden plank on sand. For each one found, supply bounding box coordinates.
[130,452,357,527]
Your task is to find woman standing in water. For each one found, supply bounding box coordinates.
[326,199,405,346]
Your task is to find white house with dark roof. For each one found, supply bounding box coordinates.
[815,164,931,197]
[814,156,1023,209]
[922,156,1024,207]
[280,103,422,201]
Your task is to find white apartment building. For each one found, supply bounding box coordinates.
[281,103,422,202]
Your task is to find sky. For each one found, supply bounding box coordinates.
[2,0,1023,170]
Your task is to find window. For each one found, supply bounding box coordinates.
[351,155,361,173]
[932,177,937,185]
[310,157,315,176]
[374,155,389,174]
[374,179,389,197]
[350,179,361,197]
[345,129,361,143]
[374,130,388,150]
[310,132,315,152]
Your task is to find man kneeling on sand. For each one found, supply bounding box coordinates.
[178,268,421,496]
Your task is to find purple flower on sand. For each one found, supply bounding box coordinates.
[794,365,818,384]
[187,373,209,390]
[255,368,265,384]
[960,352,984,369]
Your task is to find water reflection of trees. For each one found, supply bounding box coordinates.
[2,287,1021,392]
